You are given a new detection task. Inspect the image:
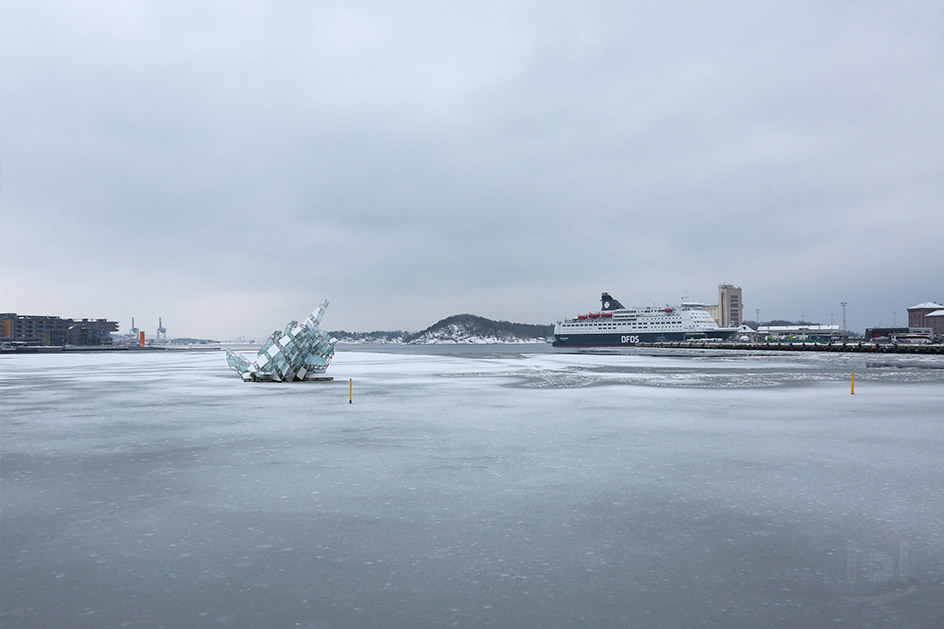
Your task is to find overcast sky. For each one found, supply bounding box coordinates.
[2,1,942,339]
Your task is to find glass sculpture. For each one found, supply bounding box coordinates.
[226,300,337,382]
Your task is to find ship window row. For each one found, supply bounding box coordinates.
[570,322,675,325]
[566,324,687,328]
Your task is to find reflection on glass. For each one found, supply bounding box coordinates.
[226,299,337,382]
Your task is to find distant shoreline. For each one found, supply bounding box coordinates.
[4,341,943,356]
[0,345,223,354]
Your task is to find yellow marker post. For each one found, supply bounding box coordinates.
[349,378,353,404]
[851,372,855,395]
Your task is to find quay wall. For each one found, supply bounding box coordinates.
[639,341,944,355]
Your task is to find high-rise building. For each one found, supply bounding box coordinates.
[717,284,743,327]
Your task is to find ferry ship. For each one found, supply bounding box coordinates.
[552,292,735,347]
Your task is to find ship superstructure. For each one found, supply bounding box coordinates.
[552,292,735,347]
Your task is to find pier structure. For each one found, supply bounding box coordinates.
[637,340,944,355]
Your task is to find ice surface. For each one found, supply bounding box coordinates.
[2,346,943,627]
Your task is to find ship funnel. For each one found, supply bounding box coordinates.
[601,293,625,311]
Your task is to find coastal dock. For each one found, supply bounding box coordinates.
[638,340,944,355]
[1,345,222,354]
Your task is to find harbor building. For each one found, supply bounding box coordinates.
[907,301,944,340]
[707,284,743,327]
[759,324,845,342]
[927,312,944,341]
[1,313,118,346]
[865,327,933,343]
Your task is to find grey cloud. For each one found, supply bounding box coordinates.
[2,1,942,337]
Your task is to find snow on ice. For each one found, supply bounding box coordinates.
[2,347,943,627]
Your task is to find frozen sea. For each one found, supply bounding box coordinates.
[2,345,943,628]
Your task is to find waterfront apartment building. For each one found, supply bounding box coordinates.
[1,313,118,346]
[707,284,743,327]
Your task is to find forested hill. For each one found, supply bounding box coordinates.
[405,314,552,344]
[328,314,552,344]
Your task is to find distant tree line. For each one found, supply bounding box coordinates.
[327,330,410,342]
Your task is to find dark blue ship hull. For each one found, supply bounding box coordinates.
[552,330,727,347]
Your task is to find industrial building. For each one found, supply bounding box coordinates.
[1,313,118,346]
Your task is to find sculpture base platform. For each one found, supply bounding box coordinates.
[246,375,334,383]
